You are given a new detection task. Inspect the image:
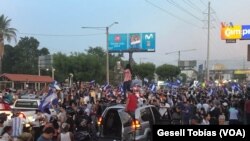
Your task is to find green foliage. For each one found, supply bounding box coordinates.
[0,14,17,73]
[155,64,181,80]
[53,49,106,83]
[0,14,17,43]
[179,73,187,83]
[133,63,155,81]
[3,37,49,74]
[233,74,246,82]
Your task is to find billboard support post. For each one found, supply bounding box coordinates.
[129,51,133,65]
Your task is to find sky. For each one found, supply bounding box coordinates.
[1,0,250,69]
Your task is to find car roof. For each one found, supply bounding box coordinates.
[105,104,156,111]
[106,104,125,109]
[16,99,40,101]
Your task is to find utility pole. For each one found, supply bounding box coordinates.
[82,22,118,84]
[106,27,109,84]
[206,1,211,82]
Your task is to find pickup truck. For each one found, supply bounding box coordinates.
[10,99,56,123]
[97,104,171,141]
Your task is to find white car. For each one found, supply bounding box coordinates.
[20,94,37,99]
[10,99,57,123]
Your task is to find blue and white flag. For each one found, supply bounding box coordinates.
[39,81,59,112]
[119,83,124,94]
[149,83,157,93]
[101,82,110,91]
[90,80,95,86]
[207,88,213,96]
[223,86,228,95]
[176,79,181,85]
[144,78,149,83]
[231,82,241,92]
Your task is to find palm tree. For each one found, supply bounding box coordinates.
[0,14,17,74]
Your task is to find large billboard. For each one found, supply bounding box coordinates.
[108,32,155,52]
[221,24,250,40]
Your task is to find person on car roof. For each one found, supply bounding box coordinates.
[125,87,138,118]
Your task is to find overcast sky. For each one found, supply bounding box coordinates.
[1,0,250,69]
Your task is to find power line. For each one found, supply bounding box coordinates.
[166,0,203,23]
[18,32,105,37]
[183,0,203,13]
[211,8,222,27]
[145,0,201,28]
[200,0,207,7]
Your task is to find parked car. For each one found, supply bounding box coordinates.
[97,104,170,141]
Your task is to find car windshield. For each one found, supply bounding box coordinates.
[15,101,38,108]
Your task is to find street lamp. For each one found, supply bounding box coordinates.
[52,67,55,80]
[69,73,74,87]
[82,22,118,84]
[165,49,196,67]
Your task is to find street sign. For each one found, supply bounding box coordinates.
[226,39,236,43]
[38,55,53,69]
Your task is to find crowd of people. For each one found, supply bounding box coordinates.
[0,64,250,140]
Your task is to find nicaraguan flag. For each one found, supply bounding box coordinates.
[176,79,181,85]
[90,80,95,86]
[119,83,124,94]
[39,81,59,112]
[207,88,213,96]
[102,82,110,91]
[150,83,156,93]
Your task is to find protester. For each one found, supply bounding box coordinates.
[57,123,74,141]
[125,88,138,118]
[37,127,55,141]
[1,126,13,141]
[244,95,250,125]
[123,64,132,100]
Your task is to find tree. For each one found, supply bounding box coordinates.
[86,46,106,57]
[2,45,15,73]
[179,73,187,83]
[53,52,106,83]
[155,64,181,80]
[13,37,39,74]
[133,63,155,81]
[2,37,50,74]
[0,14,17,74]
[38,47,50,56]
[233,74,246,83]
